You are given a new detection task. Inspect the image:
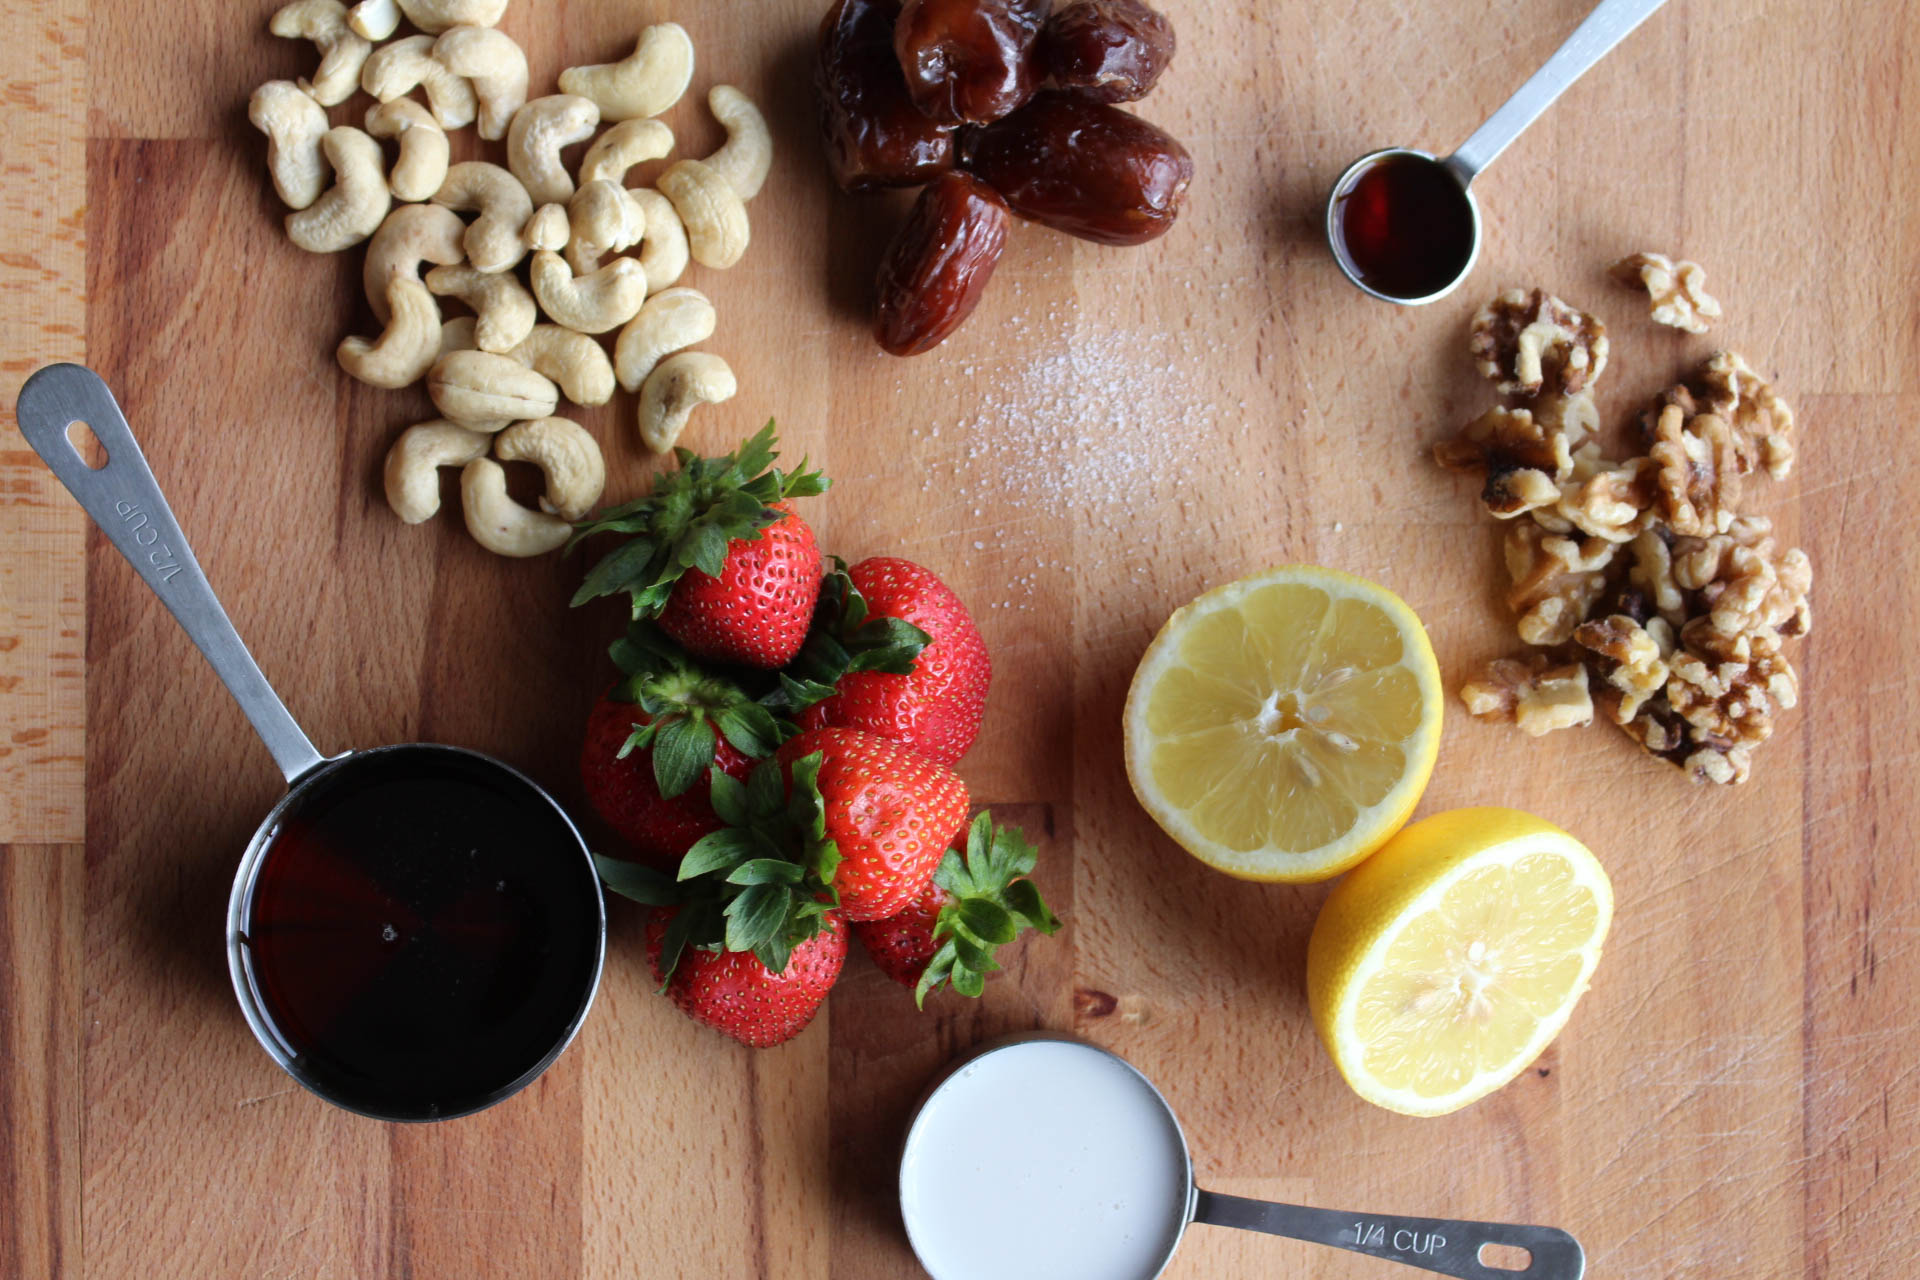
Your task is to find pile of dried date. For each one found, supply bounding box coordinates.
[815,0,1193,355]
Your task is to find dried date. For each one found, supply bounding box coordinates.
[817,0,958,191]
[1038,0,1173,104]
[960,91,1193,245]
[893,0,1051,125]
[874,172,1012,356]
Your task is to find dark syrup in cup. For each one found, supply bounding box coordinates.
[236,749,603,1121]
[1331,152,1477,302]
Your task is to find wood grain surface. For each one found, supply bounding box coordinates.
[1,0,1915,1277]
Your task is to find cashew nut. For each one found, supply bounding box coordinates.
[269,0,372,108]
[493,417,606,520]
[703,86,772,201]
[523,202,571,252]
[397,0,508,34]
[363,203,464,321]
[286,127,392,253]
[629,187,689,292]
[656,160,749,270]
[249,81,330,210]
[429,350,559,425]
[460,458,571,557]
[557,22,694,121]
[364,98,450,203]
[425,263,537,354]
[637,352,735,454]
[338,277,442,389]
[384,420,491,523]
[579,118,674,186]
[438,315,479,359]
[506,326,617,407]
[506,95,600,206]
[362,35,478,130]
[347,0,400,40]
[528,251,647,335]
[565,179,644,273]
[433,25,528,141]
[433,161,532,272]
[614,288,716,393]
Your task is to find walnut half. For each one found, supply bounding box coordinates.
[1461,655,1595,737]
[1468,288,1610,397]
[1609,251,1722,334]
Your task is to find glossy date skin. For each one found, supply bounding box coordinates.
[818,0,958,190]
[893,0,1051,125]
[1037,0,1174,104]
[960,91,1193,245]
[874,172,1012,356]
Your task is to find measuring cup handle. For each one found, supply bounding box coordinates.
[14,364,328,784]
[1444,0,1668,186]
[1191,1189,1584,1280]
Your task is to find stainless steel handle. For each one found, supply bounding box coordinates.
[1444,0,1668,187]
[14,364,328,784]
[1192,1189,1584,1280]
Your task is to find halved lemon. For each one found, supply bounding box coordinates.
[1122,565,1443,882]
[1307,807,1614,1117]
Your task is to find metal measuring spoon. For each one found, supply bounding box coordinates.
[900,1037,1583,1280]
[1326,0,1670,304]
[15,364,606,1122]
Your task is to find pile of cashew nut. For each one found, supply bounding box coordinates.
[249,0,770,557]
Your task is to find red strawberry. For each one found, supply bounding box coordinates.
[796,557,991,765]
[853,812,1060,1004]
[646,906,847,1047]
[658,500,824,668]
[580,692,756,870]
[777,727,969,922]
[573,423,829,671]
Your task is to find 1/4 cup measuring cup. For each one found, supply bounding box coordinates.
[900,1037,1583,1280]
[15,364,606,1122]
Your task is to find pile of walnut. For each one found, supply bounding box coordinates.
[1436,259,1809,786]
[248,0,769,557]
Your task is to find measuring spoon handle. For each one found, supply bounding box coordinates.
[1192,1189,1583,1280]
[1445,0,1668,186]
[14,364,327,784]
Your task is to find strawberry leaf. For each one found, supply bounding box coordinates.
[708,768,749,827]
[726,858,806,886]
[714,704,781,758]
[593,854,681,906]
[680,829,755,880]
[725,884,787,952]
[910,813,1062,1004]
[652,714,716,799]
[956,897,1017,946]
[776,561,932,711]
[1002,878,1060,934]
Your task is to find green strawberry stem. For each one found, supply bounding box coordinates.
[571,421,829,618]
[606,620,783,797]
[914,812,1061,1008]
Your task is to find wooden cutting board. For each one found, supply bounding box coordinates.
[3,0,1914,1276]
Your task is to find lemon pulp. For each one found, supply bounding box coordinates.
[1124,567,1442,882]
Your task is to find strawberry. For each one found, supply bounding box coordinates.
[776,727,969,922]
[793,557,991,765]
[578,625,786,869]
[657,500,823,668]
[573,423,828,670]
[853,812,1060,1006]
[580,692,756,870]
[645,906,847,1047]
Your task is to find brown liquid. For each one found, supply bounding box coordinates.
[238,749,601,1121]
[1334,154,1476,300]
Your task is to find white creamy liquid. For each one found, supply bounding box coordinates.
[900,1039,1191,1280]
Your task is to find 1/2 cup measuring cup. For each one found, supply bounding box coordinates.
[900,1037,1583,1280]
[15,364,606,1122]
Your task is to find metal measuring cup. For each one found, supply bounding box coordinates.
[1327,0,1670,304]
[15,364,605,1122]
[900,1036,1583,1280]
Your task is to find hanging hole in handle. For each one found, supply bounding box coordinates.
[65,420,108,469]
[1478,1242,1534,1271]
